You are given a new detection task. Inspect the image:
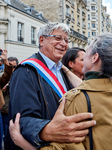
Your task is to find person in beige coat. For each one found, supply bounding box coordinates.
[9,33,112,150]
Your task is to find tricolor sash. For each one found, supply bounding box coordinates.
[20,58,66,98]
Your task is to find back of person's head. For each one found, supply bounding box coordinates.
[8,57,19,65]
[89,33,112,77]
[61,47,85,70]
[38,22,70,40]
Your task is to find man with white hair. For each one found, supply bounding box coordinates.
[7,22,95,150]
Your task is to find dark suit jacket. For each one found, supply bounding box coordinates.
[7,52,73,150]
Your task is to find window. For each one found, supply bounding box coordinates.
[88,32,90,37]
[92,23,95,28]
[91,6,95,10]
[66,5,70,17]
[88,40,90,45]
[17,22,24,42]
[87,6,90,11]
[31,27,36,44]
[92,32,96,36]
[91,14,95,19]
[66,5,69,13]
[77,15,80,25]
[30,6,34,9]
[72,41,74,47]
[83,31,85,35]
[77,15,79,22]
[71,11,74,19]
[88,23,90,29]
[88,14,90,20]
[77,29,80,32]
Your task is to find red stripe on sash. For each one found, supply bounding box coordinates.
[21,58,66,95]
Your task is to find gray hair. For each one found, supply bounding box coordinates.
[38,22,70,39]
[90,33,112,77]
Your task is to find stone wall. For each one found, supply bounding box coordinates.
[19,0,61,22]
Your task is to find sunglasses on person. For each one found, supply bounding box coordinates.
[43,35,71,44]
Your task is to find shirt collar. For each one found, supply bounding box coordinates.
[85,71,109,80]
[39,51,62,70]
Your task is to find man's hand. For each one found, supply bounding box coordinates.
[40,97,96,143]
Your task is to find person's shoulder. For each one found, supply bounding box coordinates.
[64,88,81,101]
[28,53,38,59]
[59,88,81,104]
[64,89,88,115]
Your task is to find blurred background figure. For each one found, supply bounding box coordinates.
[0,49,13,150]
[7,57,19,72]
[62,47,85,79]
[1,57,19,150]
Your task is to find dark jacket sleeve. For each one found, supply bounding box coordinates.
[9,66,50,148]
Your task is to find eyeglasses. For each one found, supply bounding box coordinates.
[43,35,71,44]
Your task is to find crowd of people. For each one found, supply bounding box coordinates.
[0,50,19,150]
[0,22,112,150]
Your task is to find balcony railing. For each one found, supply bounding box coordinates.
[66,12,71,18]
[77,22,80,26]
[77,8,80,13]
[107,22,111,26]
[66,0,71,3]
[82,11,85,16]
[82,24,86,28]
[71,18,75,22]
[92,17,96,19]
[71,3,74,7]
[70,28,88,42]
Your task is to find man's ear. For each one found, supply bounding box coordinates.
[68,61,74,68]
[92,53,99,64]
[39,36,44,47]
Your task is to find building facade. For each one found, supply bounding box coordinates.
[0,0,48,62]
[87,0,112,44]
[19,0,88,49]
